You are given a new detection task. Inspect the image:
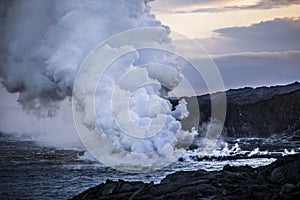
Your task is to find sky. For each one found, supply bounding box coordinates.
[150,0,300,91]
[0,0,299,136]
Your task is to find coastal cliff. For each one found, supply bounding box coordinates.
[181,82,300,137]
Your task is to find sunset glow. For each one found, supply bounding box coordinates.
[151,2,300,38]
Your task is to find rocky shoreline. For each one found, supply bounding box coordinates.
[70,83,300,199]
[71,154,300,200]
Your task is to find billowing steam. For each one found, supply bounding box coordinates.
[1,0,167,112]
[0,0,198,169]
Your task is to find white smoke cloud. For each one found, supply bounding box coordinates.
[0,0,198,169]
[0,0,167,110]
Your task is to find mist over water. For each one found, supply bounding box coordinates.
[0,86,82,150]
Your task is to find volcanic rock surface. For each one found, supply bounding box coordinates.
[71,154,300,200]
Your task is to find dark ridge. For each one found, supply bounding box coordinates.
[170,82,300,137]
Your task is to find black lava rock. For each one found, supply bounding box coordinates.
[71,154,300,200]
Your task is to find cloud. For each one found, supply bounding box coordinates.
[181,51,300,92]
[150,0,300,14]
[180,17,300,91]
[214,51,300,88]
[150,0,235,13]
[199,17,300,54]
[234,0,300,10]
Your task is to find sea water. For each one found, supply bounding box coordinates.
[0,133,285,199]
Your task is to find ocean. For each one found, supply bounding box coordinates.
[0,132,289,199]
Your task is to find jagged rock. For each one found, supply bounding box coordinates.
[71,154,300,200]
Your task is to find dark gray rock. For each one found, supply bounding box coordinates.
[71,154,300,200]
[179,82,300,138]
[281,183,296,194]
